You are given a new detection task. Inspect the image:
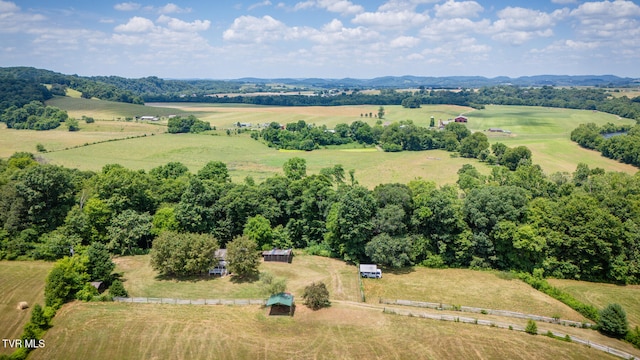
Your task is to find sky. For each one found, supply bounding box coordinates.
[0,0,639,79]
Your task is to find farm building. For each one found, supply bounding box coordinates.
[454,116,468,123]
[209,249,228,276]
[262,248,294,263]
[90,281,106,293]
[359,264,382,278]
[266,292,295,316]
[139,116,159,121]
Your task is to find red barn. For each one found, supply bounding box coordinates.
[454,116,468,123]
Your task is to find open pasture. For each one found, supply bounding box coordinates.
[547,278,640,328]
[114,253,360,302]
[363,267,588,323]
[30,299,621,360]
[41,133,489,188]
[0,261,52,355]
[3,100,638,186]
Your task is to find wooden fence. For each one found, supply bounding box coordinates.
[379,298,593,328]
[382,307,637,360]
[113,297,266,306]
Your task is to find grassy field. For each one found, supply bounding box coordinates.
[1,98,637,187]
[114,253,360,302]
[363,268,588,322]
[548,278,640,328]
[0,261,52,355]
[29,301,621,360]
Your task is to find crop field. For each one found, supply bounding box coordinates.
[547,278,640,328]
[0,261,52,355]
[114,253,360,302]
[28,301,624,360]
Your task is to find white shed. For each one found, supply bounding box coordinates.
[359,264,382,278]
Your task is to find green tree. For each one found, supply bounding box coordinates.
[150,231,219,277]
[226,235,260,279]
[365,233,413,268]
[198,161,230,183]
[106,210,152,255]
[502,146,532,171]
[85,242,114,282]
[283,157,307,180]
[598,303,629,338]
[243,215,273,250]
[378,106,385,119]
[302,281,331,310]
[151,206,180,235]
[325,185,376,262]
[44,256,89,309]
[109,279,128,297]
[525,319,538,335]
[66,118,79,131]
[458,132,489,158]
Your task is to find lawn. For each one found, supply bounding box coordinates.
[29,301,620,360]
[363,267,588,322]
[547,278,640,328]
[0,261,53,355]
[114,253,360,302]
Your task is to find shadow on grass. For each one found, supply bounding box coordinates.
[229,272,260,284]
[385,266,416,275]
[154,273,217,283]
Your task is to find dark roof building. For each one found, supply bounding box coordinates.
[262,248,294,263]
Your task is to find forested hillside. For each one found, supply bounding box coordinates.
[1,152,639,285]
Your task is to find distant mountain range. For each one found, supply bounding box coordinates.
[235,74,640,88]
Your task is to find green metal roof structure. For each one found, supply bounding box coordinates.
[266,292,294,307]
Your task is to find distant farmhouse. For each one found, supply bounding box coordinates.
[139,116,159,121]
[454,116,468,123]
[262,248,294,263]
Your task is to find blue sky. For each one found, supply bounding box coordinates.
[0,0,638,79]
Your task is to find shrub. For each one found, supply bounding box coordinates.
[625,326,640,349]
[599,303,629,338]
[302,282,331,310]
[76,283,99,301]
[36,144,46,152]
[109,279,128,297]
[525,319,538,335]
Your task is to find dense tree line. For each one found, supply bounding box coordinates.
[167,115,211,134]
[0,79,52,111]
[1,101,69,130]
[2,150,640,285]
[571,123,640,167]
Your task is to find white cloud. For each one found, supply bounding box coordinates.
[389,35,420,48]
[488,7,567,45]
[158,3,191,14]
[294,0,364,15]
[571,0,640,18]
[249,1,272,11]
[0,0,19,13]
[114,2,141,11]
[223,15,289,43]
[434,0,483,19]
[156,15,210,32]
[377,0,438,12]
[115,17,156,33]
[420,18,490,41]
[352,10,429,29]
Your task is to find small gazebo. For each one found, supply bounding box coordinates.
[266,292,295,316]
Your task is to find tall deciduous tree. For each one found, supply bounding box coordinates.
[106,209,152,255]
[283,157,307,180]
[150,231,219,277]
[226,235,260,279]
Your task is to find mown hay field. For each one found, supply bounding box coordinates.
[114,253,360,302]
[0,261,52,355]
[29,301,621,360]
[362,267,589,322]
[548,278,640,328]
